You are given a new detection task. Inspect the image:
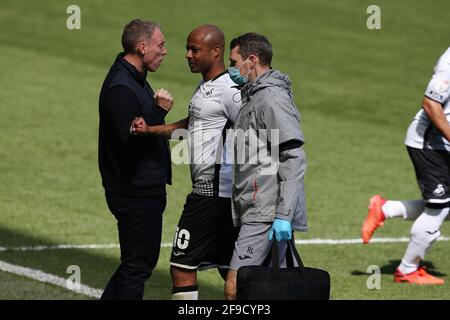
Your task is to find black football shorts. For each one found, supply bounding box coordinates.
[170,193,239,270]
[407,146,450,207]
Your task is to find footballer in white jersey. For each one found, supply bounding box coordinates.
[362,47,450,285]
[170,71,241,271]
[187,71,241,197]
[168,26,244,294]
[132,25,243,298]
[405,47,450,151]
[403,47,450,204]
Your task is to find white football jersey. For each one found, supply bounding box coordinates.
[187,72,241,197]
[405,47,450,151]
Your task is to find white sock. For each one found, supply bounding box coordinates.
[398,207,449,274]
[172,286,199,300]
[172,291,198,300]
[382,200,424,220]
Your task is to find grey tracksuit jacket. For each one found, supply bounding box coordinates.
[232,69,308,232]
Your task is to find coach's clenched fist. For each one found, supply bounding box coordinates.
[155,88,174,111]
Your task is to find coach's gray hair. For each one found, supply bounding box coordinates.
[121,19,160,53]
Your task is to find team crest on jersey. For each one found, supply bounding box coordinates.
[433,184,445,197]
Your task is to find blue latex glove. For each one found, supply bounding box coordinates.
[268,218,292,241]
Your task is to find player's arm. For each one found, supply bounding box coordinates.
[422,50,450,142]
[131,116,189,139]
[422,97,450,142]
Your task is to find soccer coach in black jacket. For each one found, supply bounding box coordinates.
[98,19,173,300]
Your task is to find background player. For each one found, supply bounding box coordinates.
[362,46,450,285]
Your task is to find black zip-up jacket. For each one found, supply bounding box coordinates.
[98,53,172,197]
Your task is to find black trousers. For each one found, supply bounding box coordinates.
[101,192,166,300]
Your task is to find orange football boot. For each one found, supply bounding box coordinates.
[362,195,387,244]
[394,267,445,285]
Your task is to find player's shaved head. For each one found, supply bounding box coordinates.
[186,25,226,80]
[188,24,224,52]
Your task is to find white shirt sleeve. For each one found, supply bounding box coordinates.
[221,86,241,123]
[425,47,450,104]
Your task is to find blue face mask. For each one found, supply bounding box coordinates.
[228,58,251,86]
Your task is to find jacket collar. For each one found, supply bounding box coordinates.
[242,69,290,99]
[115,52,147,86]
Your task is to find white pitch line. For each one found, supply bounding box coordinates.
[0,243,121,252]
[295,236,450,245]
[0,243,167,252]
[0,260,102,299]
[0,237,449,252]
